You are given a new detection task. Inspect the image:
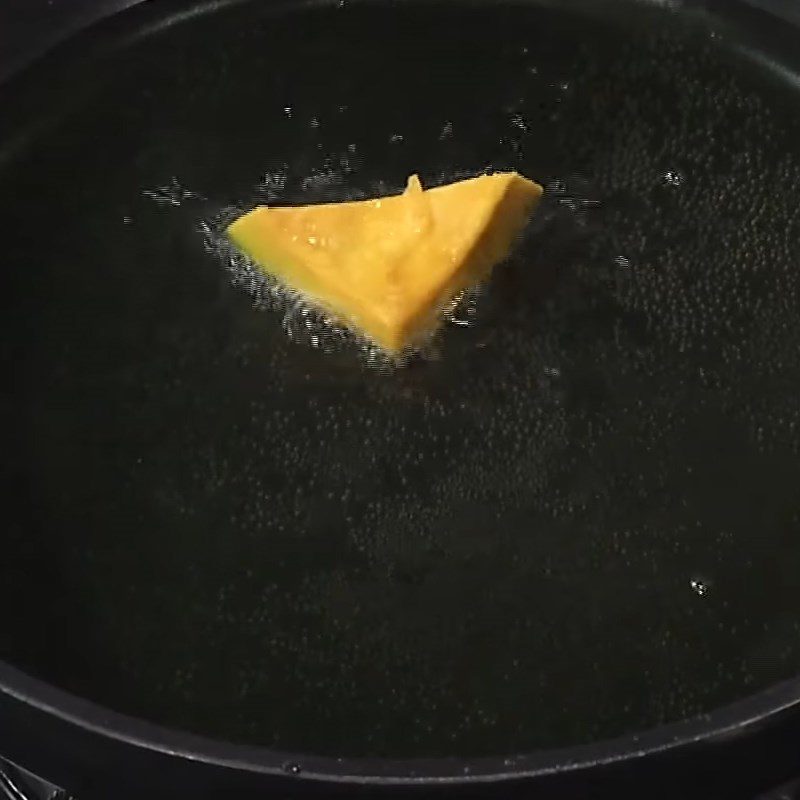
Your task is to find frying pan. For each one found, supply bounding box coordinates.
[2,0,800,796]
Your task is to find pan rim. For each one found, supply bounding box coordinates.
[2,658,800,784]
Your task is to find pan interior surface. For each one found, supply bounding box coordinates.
[1,0,800,759]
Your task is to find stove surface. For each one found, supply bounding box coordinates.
[2,754,800,800]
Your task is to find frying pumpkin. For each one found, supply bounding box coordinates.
[227,172,543,352]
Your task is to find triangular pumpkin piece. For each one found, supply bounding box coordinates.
[227,172,543,352]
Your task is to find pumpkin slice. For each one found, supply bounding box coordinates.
[227,172,543,352]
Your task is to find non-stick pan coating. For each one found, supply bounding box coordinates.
[1,0,800,759]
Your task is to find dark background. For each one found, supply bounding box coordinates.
[0,0,141,80]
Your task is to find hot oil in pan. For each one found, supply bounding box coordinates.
[2,0,800,758]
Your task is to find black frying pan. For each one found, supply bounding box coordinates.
[2,0,800,797]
